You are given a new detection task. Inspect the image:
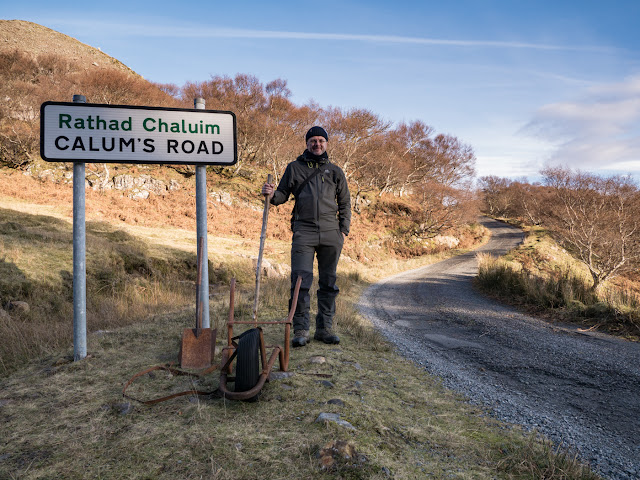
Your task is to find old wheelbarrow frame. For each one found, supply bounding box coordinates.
[124,174,299,403]
[218,276,302,400]
[122,276,302,404]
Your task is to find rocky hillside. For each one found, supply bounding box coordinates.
[0,19,137,75]
[0,20,178,168]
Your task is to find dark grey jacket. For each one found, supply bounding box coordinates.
[271,152,351,235]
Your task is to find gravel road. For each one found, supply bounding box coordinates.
[358,218,640,480]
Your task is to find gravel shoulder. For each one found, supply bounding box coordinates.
[358,217,640,480]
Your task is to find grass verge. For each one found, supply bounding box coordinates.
[0,200,600,479]
[0,278,601,479]
[475,226,640,341]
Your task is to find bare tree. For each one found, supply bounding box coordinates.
[395,121,437,194]
[478,176,517,217]
[510,180,549,226]
[182,74,268,169]
[541,167,640,290]
[78,69,179,107]
[411,181,478,239]
[259,81,318,181]
[478,176,550,225]
[323,107,390,180]
[430,134,476,188]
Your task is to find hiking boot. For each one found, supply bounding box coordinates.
[314,328,340,344]
[292,330,310,348]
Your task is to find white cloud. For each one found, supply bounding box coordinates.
[523,75,640,174]
[50,19,612,53]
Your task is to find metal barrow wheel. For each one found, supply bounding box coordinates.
[234,328,261,401]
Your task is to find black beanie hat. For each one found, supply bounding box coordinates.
[305,126,328,142]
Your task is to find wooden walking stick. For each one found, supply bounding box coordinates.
[253,174,273,325]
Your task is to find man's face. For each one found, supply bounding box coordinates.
[306,136,327,156]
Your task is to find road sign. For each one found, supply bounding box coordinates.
[40,102,237,165]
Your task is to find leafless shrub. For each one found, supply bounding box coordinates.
[541,167,640,290]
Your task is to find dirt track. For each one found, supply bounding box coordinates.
[358,218,640,480]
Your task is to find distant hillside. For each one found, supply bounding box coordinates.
[0,20,482,257]
[0,19,137,76]
[0,20,178,167]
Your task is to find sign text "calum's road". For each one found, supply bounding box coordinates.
[40,102,237,166]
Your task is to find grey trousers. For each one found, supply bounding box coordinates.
[290,229,344,332]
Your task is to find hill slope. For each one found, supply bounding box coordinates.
[0,19,137,75]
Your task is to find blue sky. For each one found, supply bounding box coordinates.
[4,0,640,182]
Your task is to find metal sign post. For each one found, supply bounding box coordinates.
[41,97,237,360]
[72,94,87,361]
[194,97,209,328]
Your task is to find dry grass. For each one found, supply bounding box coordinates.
[0,295,601,479]
[0,171,601,479]
[0,205,205,374]
[496,435,601,479]
[475,226,640,340]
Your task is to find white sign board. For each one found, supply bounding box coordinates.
[40,102,237,165]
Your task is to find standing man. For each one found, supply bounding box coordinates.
[262,126,351,347]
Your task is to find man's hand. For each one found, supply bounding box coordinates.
[262,183,275,196]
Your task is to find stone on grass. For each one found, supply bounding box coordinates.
[269,371,295,381]
[315,412,355,430]
[6,301,29,314]
[114,402,134,415]
[317,440,367,470]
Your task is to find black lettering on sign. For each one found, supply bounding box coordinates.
[103,138,115,152]
[120,138,135,152]
[55,136,69,150]
[163,140,225,155]
[182,140,195,154]
[142,139,155,153]
[89,137,100,152]
[211,141,224,154]
[72,137,85,151]
[197,141,209,154]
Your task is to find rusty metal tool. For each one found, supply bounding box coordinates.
[179,236,216,369]
[218,275,302,400]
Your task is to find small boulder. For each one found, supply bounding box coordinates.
[269,371,295,381]
[6,301,29,314]
[317,439,366,470]
[315,413,355,430]
[114,402,134,415]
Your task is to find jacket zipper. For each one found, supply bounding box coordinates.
[314,162,320,227]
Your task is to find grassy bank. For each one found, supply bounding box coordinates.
[0,206,254,375]
[0,194,601,478]
[0,275,599,479]
[475,225,640,341]
[0,170,485,377]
